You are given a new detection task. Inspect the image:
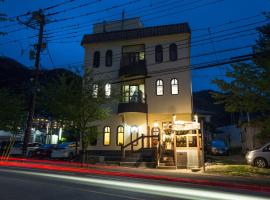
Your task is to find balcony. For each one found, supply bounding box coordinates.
[118,102,148,113]
[119,53,147,78]
[118,94,147,113]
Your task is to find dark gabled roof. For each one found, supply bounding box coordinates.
[81,22,190,45]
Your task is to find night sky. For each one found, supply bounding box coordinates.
[1,0,269,91]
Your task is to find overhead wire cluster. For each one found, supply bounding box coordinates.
[0,0,268,81]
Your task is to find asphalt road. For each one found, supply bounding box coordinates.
[0,167,269,200]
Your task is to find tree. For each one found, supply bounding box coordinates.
[40,69,114,160]
[212,13,270,141]
[0,89,26,134]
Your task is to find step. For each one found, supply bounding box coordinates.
[119,162,156,168]
[157,165,177,169]
[159,162,175,166]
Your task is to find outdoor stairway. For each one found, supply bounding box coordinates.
[157,150,176,169]
[120,148,156,168]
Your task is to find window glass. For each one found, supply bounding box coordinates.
[171,78,178,95]
[155,45,163,63]
[92,84,98,98]
[105,50,112,67]
[169,43,177,61]
[105,83,111,98]
[188,136,197,147]
[122,84,145,103]
[104,126,110,145]
[176,135,187,147]
[117,126,124,146]
[156,79,163,95]
[93,51,100,68]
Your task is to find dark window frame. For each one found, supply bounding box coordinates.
[93,51,100,68]
[169,43,178,61]
[105,50,113,67]
[155,45,163,63]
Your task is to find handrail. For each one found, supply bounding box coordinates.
[121,135,159,159]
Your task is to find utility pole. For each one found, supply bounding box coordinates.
[17,9,46,156]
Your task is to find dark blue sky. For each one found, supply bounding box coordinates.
[1,0,269,91]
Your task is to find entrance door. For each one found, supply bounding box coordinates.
[151,127,160,147]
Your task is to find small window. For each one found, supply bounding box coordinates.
[103,126,110,146]
[93,51,100,68]
[155,45,163,63]
[156,79,164,96]
[171,78,178,95]
[188,136,197,147]
[117,126,124,146]
[176,136,187,147]
[92,84,98,98]
[105,83,111,98]
[105,50,112,67]
[169,43,177,61]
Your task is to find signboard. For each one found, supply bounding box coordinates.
[172,121,200,131]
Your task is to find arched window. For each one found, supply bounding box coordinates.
[169,43,177,61]
[92,84,98,98]
[155,45,163,63]
[171,78,178,95]
[103,126,110,145]
[156,79,163,96]
[117,126,124,146]
[105,50,112,67]
[93,51,100,68]
[105,83,111,98]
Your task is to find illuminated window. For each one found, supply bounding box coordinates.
[92,84,98,98]
[169,43,177,61]
[188,136,197,147]
[103,126,110,146]
[93,51,100,68]
[155,45,163,63]
[156,79,163,96]
[105,50,112,67]
[117,126,124,146]
[131,126,139,145]
[176,135,187,147]
[105,83,111,98]
[171,78,178,95]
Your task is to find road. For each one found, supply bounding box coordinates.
[0,167,269,200]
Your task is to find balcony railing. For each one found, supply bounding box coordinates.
[119,58,147,77]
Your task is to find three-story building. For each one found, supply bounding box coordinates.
[81,18,195,167]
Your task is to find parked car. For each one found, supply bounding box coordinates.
[245,143,270,168]
[51,142,77,159]
[210,140,229,155]
[9,142,42,157]
[30,144,56,159]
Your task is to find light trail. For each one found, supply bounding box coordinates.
[0,160,270,194]
[0,168,268,200]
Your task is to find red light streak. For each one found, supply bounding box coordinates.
[0,159,270,193]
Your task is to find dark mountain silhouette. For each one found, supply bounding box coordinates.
[0,57,231,127]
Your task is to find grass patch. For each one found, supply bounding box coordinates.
[206,165,270,177]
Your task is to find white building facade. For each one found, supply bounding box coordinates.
[81,18,197,167]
